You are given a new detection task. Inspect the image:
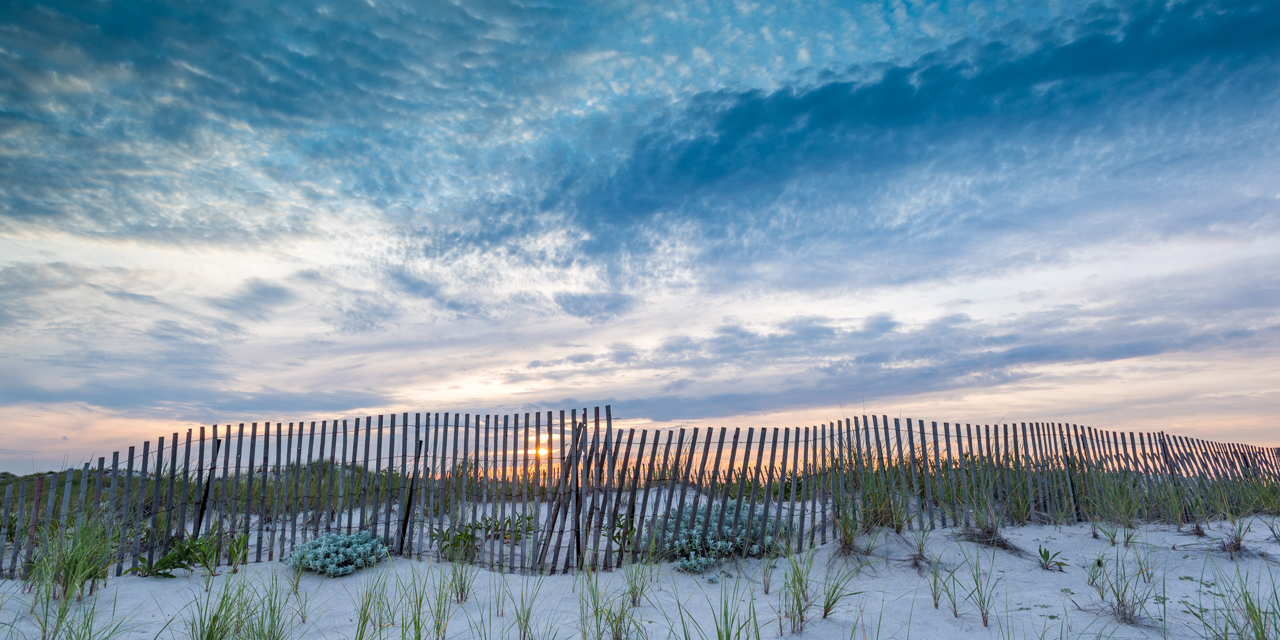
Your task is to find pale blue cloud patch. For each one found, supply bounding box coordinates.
[553,292,637,322]
[208,279,295,322]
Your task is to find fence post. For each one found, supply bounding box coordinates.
[21,480,34,577]
[0,484,10,578]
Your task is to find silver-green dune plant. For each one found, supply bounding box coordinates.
[283,530,388,578]
[654,501,786,574]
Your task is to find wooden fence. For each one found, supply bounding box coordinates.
[2,406,1278,578]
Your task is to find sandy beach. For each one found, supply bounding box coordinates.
[3,517,1277,640]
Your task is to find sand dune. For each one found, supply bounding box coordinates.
[3,518,1278,639]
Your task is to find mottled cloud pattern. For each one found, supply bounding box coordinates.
[1,0,1278,469]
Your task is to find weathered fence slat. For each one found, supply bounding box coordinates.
[130,444,145,572]
[1,484,11,578]
[12,482,26,578]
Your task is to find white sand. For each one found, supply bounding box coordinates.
[3,518,1277,639]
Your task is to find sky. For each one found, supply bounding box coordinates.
[1,0,1278,472]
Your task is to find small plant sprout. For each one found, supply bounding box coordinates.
[489,570,506,618]
[908,528,930,570]
[1085,554,1105,598]
[1097,522,1119,546]
[1134,546,1156,585]
[395,564,430,640]
[185,577,249,640]
[1096,548,1155,626]
[760,554,777,595]
[928,555,944,609]
[1187,564,1280,640]
[855,528,882,557]
[1262,517,1280,543]
[228,533,249,574]
[782,549,817,634]
[941,560,965,618]
[427,567,457,640]
[445,556,478,604]
[351,573,391,640]
[189,535,222,593]
[507,573,545,640]
[1037,546,1067,572]
[622,560,653,608]
[1122,527,1138,548]
[965,549,1000,628]
[1220,518,1251,560]
[288,559,305,596]
[707,574,763,640]
[243,572,297,640]
[821,560,862,619]
[836,499,861,556]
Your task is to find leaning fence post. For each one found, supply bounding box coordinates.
[398,439,424,554]
[194,438,222,542]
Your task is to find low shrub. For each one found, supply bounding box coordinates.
[282,530,388,578]
[654,502,787,573]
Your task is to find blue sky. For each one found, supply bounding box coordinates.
[2,0,1278,470]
